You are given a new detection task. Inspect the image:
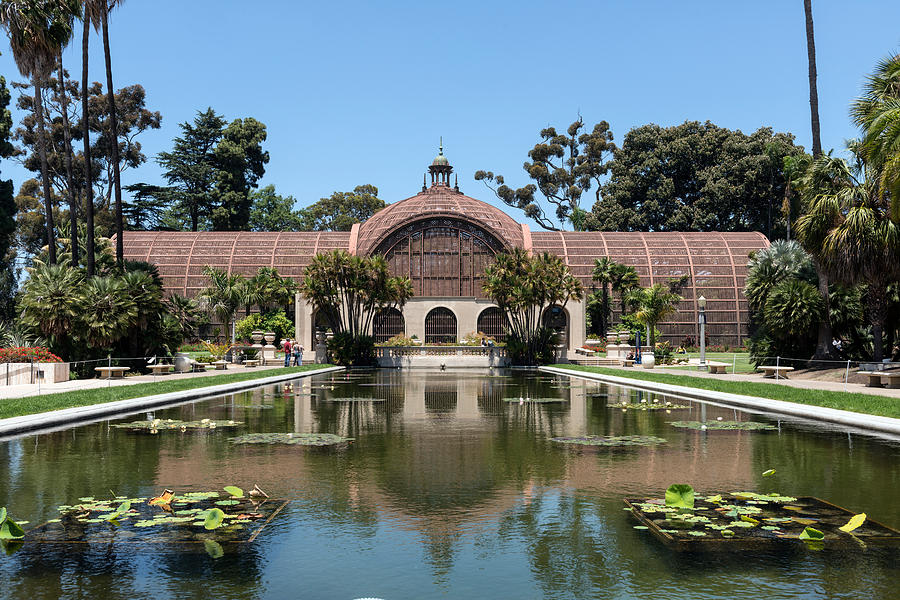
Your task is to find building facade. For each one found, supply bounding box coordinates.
[121,150,769,353]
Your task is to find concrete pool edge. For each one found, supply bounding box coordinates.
[0,365,345,437]
[540,365,900,436]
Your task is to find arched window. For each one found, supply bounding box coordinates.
[425,307,457,344]
[374,218,505,298]
[477,306,506,342]
[542,305,569,348]
[373,307,405,343]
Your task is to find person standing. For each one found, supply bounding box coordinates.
[283,338,292,367]
[293,342,303,366]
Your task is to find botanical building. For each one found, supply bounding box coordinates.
[121,150,768,353]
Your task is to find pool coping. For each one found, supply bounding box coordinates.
[0,365,344,438]
[540,366,900,436]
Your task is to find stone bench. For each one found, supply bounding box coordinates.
[191,363,209,373]
[862,371,900,388]
[884,373,900,389]
[757,366,795,379]
[708,363,728,374]
[212,361,229,370]
[620,359,635,367]
[576,347,598,356]
[95,366,129,379]
[243,359,259,368]
[148,364,172,376]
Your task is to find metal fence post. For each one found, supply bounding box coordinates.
[732,353,737,375]
[844,360,850,392]
[775,356,780,380]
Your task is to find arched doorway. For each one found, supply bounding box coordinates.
[373,307,405,343]
[425,307,457,344]
[477,306,506,343]
[542,305,569,348]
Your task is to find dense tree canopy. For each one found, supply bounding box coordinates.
[588,121,804,238]
[298,184,384,231]
[248,185,303,231]
[0,67,16,320]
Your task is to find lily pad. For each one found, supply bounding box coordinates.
[550,435,667,447]
[223,486,244,498]
[665,484,694,509]
[668,420,777,431]
[799,526,824,541]
[203,508,225,530]
[839,513,866,533]
[229,432,354,446]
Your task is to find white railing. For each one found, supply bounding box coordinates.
[375,345,508,359]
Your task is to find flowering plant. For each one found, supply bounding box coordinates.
[0,347,63,363]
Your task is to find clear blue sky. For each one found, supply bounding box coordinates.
[2,0,899,230]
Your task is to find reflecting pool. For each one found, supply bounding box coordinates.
[1,369,898,599]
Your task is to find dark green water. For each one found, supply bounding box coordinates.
[1,369,898,600]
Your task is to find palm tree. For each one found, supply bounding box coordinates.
[744,239,816,313]
[197,265,244,344]
[18,260,84,351]
[851,53,900,223]
[795,147,900,361]
[99,0,125,266]
[609,263,639,323]
[804,0,821,158]
[590,256,616,336]
[81,275,136,348]
[628,284,682,347]
[165,293,200,341]
[0,0,79,265]
[81,0,102,276]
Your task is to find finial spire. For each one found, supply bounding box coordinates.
[422,173,427,192]
[454,173,459,192]
[439,136,443,155]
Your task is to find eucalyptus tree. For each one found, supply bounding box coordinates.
[475,118,615,230]
[483,248,583,364]
[0,0,79,265]
[795,146,900,362]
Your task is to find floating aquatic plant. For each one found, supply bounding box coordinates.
[668,420,777,431]
[504,397,568,403]
[607,402,691,411]
[0,507,25,540]
[316,397,383,403]
[839,513,866,533]
[223,486,244,499]
[228,432,353,446]
[665,484,694,509]
[112,418,242,432]
[550,435,667,447]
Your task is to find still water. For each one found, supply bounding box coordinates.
[1,369,898,599]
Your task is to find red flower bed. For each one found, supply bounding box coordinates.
[0,347,63,363]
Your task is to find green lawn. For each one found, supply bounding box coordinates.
[0,365,333,420]
[548,364,900,419]
[665,351,755,374]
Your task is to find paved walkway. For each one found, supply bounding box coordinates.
[0,364,291,401]
[597,361,900,399]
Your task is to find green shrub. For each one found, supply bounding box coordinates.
[235,311,294,344]
[378,334,417,347]
[327,333,375,366]
[507,327,558,365]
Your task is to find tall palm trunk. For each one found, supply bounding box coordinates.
[804,0,821,158]
[57,52,78,265]
[804,0,834,361]
[101,7,123,267]
[82,5,95,276]
[33,74,57,264]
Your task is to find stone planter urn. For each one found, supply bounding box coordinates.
[618,330,631,344]
[251,330,264,345]
[606,332,619,345]
[642,352,655,369]
[264,331,276,345]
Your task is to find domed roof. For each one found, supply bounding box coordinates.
[356,186,525,256]
[432,154,449,166]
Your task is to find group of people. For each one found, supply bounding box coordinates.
[282,338,304,366]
